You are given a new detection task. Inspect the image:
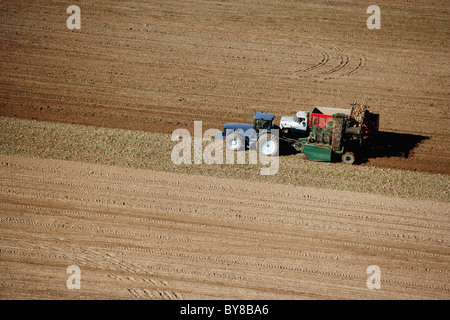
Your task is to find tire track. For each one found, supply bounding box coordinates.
[2,182,448,247]
[4,159,444,219]
[296,44,366,80]
[2,174,447,230]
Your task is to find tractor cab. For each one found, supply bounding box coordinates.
[253,112,275,133]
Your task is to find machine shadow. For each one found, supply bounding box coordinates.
[358,131,429,163]
[279,140,301,156]
[278,131,429,163]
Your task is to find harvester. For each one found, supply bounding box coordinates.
[291,103,379,164]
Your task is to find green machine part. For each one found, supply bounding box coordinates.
[298,113,347,162]
[302,144,332,162]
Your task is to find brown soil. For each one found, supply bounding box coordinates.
[0,0,449,301]
[0,0,449,174]
[0,154,448,299]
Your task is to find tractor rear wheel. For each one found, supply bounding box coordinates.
[342,152,355,165]
[257,133,279,156]
[226,133,244,151]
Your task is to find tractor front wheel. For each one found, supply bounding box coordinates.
[226,133,244,151]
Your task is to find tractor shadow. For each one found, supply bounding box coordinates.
[358,131,429,163]
[279,141,301,156]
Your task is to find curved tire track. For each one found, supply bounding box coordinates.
[297,44,366,80]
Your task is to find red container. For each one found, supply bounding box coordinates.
[310,113,333,129]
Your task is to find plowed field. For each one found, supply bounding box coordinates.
[0,0,449,173]
[0,155,448,299]
[0,0,449,300]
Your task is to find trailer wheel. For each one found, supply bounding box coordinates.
[342,152,355,165]
[293,141,303,152]
[226,133,244,151]
[257,133,279,156]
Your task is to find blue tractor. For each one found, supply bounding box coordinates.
[219,112,280,156]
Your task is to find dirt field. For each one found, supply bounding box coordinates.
[0,0,449,301]
[0,155,448,299]
[0,0,449,174]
